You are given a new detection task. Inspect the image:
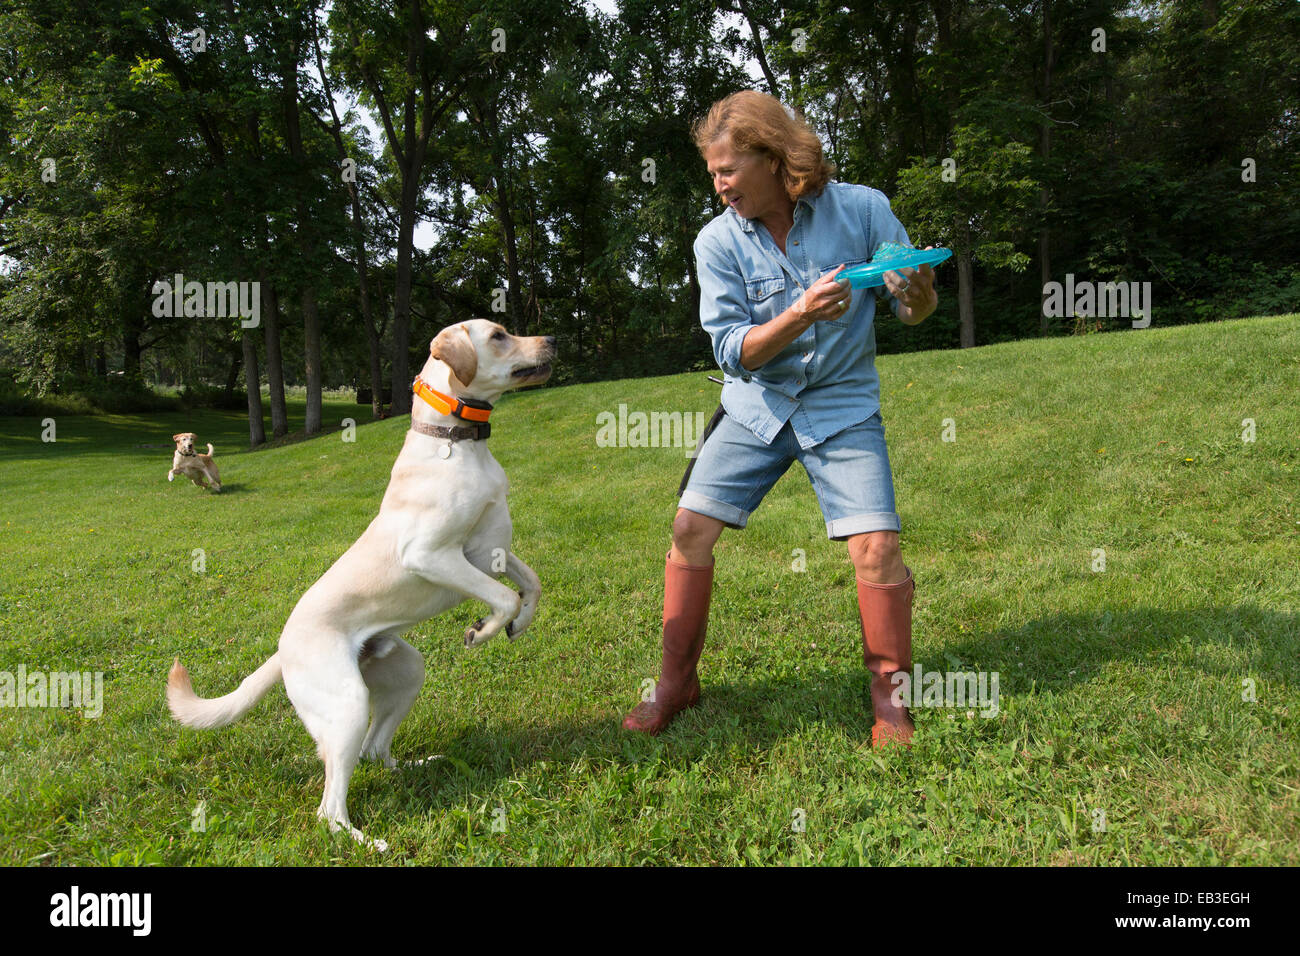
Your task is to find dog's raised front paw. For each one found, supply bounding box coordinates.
[464,620,490,648]
[505,590,536,641]
[505,616,532,641]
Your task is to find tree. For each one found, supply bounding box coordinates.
[894,125,1039,347]
[328,0,477,415]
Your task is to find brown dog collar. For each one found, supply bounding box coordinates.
[410,419,490,442]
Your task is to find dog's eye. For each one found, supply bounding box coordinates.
[491,330,506,341]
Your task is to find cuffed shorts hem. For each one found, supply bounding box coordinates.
[825,511,902,540]
[678,490,749,529]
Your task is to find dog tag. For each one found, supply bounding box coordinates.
[438,443,452,459]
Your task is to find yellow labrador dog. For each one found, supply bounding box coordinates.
[166,319,555,851]
[168,433,222,491]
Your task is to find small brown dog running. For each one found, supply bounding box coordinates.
[168,433,222,492]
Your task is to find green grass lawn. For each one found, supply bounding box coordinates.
[1,314,1298,865]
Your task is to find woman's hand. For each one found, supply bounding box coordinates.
[884,246,939,325]
[793,266,853,324]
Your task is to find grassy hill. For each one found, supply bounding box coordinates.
[1,313,1297,865]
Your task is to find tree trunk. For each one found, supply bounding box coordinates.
[351,0,462,413]
[930,0,958,155]
[224,346,241,402]
[240,54,287,436]
[685,222,701,317]
[354,0,461,414]
[123,319,143,377]
[737,0,780,99]
[391,175,418,414]
[282,34,323,435]
[302,287,323,434]
[958,251,975,349]
[259,270,289,436]
[364,278,385,419]
[242,329,266,447]
[311,12,384,420]
[1038,0,1054,335]
[344,180,384,421]
[473,95,525,333]
[495,190,525,330]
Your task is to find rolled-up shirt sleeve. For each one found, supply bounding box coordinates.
[694,233,755,378]
[863,189,912,317]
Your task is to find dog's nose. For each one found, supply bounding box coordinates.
[544,336,556,349]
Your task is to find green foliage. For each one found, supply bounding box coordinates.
[1186,258,1300,324]
[177,382,247,412]
[0,370,182,416]
[893,125,1039,271]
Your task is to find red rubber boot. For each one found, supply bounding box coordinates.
[857,567,916,748]
[622,552,713,734]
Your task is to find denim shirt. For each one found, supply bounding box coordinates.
[694,181,911,449]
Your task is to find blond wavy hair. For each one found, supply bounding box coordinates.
[692,90,835,201]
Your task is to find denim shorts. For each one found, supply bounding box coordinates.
[679,411,901,539]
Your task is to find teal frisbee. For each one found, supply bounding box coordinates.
[835,241,952,289]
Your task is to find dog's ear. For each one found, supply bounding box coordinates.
[172,433,184,442]
[431,324,478,387]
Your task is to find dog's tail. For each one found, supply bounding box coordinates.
[167,654,281,729]
[205,443,214,456]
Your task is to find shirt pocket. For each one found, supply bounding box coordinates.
[744,275,786,324]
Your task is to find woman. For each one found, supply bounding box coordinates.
[622,90,938,747]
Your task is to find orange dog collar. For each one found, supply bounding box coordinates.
[412,376,493,423]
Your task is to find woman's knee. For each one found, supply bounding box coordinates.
[848,530,900,570]
[672,509,723,556]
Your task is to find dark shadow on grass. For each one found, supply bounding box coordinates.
[939,602,1298,696]
[351,672,879,825]
[347,602,1298,824]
